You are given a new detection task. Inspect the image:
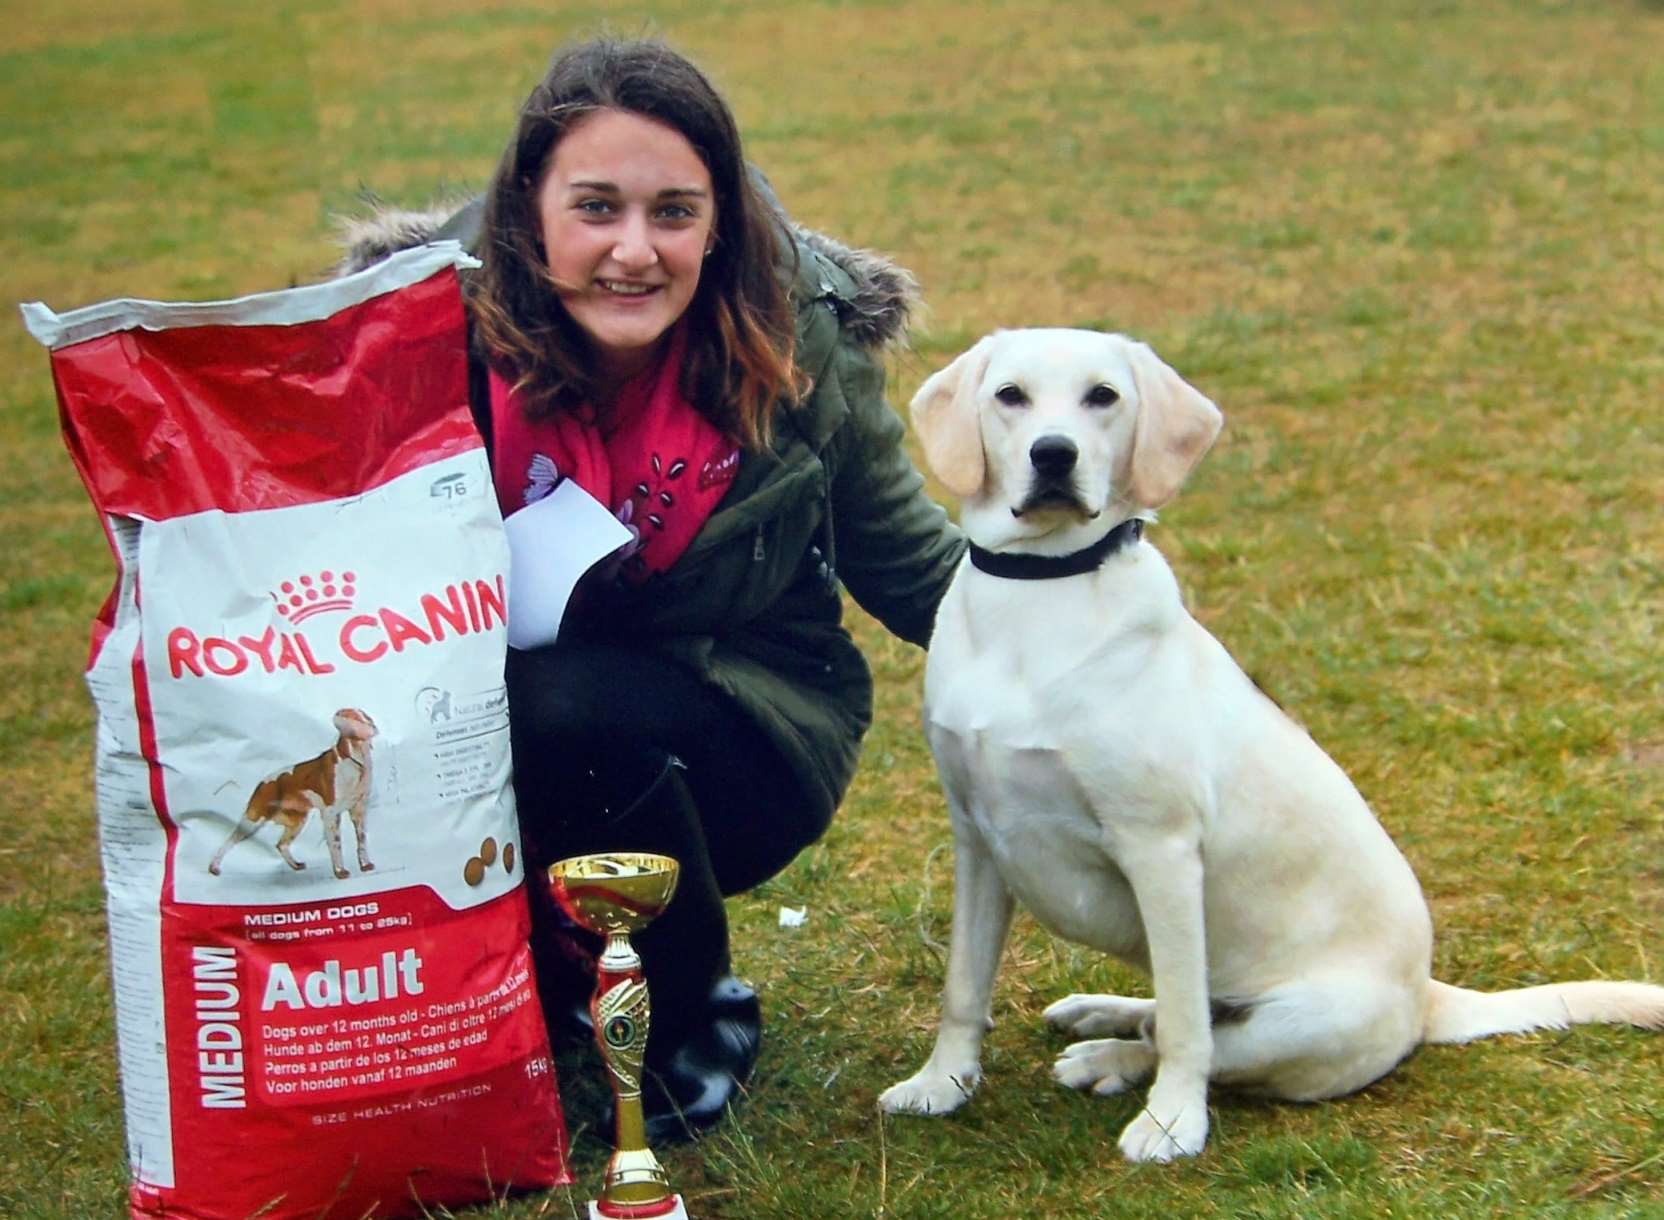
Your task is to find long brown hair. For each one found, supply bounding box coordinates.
[471,37,802,449]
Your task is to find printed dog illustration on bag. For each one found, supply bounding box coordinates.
[208,708,378,878]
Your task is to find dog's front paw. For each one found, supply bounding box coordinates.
[1053,1038,1156,1096]
[879,1067,979,1117]
[1117,1090,1208,1163]
[1044,994,1153,1039]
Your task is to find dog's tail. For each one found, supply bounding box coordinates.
[1422,978,1664,1045]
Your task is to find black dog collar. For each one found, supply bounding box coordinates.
[967,518,1144,581]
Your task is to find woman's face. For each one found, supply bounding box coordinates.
[536,108,717,390]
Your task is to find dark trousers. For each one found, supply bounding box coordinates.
[504,641,826,896]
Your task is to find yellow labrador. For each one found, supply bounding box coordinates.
[879,328,1664,1162]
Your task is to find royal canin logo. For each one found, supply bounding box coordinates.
[272,569,358,625]
[166,573,506,680]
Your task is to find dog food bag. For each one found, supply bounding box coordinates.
[22,243,570,1219]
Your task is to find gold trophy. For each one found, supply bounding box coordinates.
[549,852,689,1220]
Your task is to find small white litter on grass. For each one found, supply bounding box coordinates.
[778,905,807,928]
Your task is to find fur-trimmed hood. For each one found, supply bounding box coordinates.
[333,191,919,350]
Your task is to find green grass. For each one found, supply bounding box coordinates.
[3,0,1662,1216]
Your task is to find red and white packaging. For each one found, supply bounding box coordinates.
[24,244,570,1219]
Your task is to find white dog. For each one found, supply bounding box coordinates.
[878,329,1664,1162]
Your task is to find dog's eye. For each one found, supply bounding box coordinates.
[994,384,1028,407]
[1084,384,1120,408]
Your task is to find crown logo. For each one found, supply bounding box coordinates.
[272,570,358,624]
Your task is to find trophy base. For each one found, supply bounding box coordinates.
[589,1195,689,1220]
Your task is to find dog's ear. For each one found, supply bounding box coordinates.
[1126,340,1223,509]
[909,337,994,498]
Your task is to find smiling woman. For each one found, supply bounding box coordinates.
[535,109,716,390]
[341,35,967,1146]
[471,39,802,452]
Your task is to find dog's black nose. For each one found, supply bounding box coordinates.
[1029,435,1078,479]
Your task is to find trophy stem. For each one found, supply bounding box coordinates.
[601,929,641,975]
[592,935,684,1218]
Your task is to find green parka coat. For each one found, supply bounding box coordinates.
[341,203,965,830]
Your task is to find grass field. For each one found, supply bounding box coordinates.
[3,1,1662,1216]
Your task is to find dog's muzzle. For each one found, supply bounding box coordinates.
[1014,435,1094,517]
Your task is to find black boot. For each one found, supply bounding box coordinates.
[528,896,600,1050]
[538,751,762,1142]
[641,973,761,1144]
[519,791,601,1053]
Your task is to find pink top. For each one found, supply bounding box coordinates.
[489,326,740,584]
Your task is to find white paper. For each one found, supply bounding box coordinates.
[778,905,808,929]
[504,480,633,650]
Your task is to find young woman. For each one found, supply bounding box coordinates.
[342,36,963,1141]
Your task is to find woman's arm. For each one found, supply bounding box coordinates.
[825,341,965,648]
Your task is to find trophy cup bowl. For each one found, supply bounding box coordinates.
[549,853,688,1220]
[549,852,680,938]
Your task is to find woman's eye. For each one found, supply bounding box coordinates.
[656,204,695,221]
[576,198,614,216]
[994,383,1028,407]
[1084,384,1120,407]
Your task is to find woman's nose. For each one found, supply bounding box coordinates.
[611,213,658,270]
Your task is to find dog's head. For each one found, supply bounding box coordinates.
[910,329,1222,551]
[332,708,378,741]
